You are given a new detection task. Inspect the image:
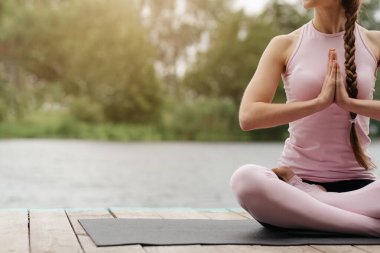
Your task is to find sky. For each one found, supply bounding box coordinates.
[235,0,301,15]
[236,0,380,20]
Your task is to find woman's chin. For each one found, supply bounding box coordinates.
[302,0,316,9]
[303,4,314,10]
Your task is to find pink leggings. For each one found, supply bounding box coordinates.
[229,164,380,237]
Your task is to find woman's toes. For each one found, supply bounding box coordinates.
[316,185,327,191]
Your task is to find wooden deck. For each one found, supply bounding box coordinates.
[2,207,380,253]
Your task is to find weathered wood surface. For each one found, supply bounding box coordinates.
[0,208,377,252]
[29,209,83,253]
[0,209,29,253]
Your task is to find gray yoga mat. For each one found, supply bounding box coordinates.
[79,218,380,246]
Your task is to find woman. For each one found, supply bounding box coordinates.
[229,0,380,237]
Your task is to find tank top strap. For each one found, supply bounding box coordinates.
[285,22,307,73]
[356,22,379,73]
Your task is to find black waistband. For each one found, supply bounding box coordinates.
[302,178,375,192]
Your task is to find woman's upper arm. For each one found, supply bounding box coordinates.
[239,35,291,118]
[365,30,380,68]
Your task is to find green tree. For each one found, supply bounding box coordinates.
[360,0,380,29]
[135,0,233,97]
[258,0,311,34]
[182,10,281,105]
[0,0,163,123]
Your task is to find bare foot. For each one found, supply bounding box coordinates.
[272,166,327,191]
[316,185,327,191]
[272,166,295,182]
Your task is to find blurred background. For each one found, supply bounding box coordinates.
[0,0,379,209]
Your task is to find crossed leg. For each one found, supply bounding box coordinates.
[285,172,380,219]
[229,164,380,237]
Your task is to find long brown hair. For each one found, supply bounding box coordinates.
[341,0,376,170]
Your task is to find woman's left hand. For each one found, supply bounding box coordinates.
[334,56,352,110]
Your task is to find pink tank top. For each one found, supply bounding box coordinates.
[276,19,378,182]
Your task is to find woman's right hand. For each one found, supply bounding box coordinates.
[316,48,337,110]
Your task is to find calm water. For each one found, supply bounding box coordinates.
[1,139,380,209]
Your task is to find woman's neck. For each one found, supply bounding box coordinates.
[313,7,346,34]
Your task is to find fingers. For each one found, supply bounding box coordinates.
[335,61,339,77]
[327,49,332,75]
[328,48,337,76]
[332,60,336,71]
[334,51,342,75]
[335,58,342,84]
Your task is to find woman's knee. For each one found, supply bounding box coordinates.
[229,164,277,200]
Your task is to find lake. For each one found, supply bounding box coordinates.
[1,139,380,209]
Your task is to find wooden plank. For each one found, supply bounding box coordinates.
[202,243,323,252]
[311,245,371,253]
[196,208,248,220]
[227,207,252,219]
[30,209,83,253]
[143,245,206,253]
[0,210,29,253]
[78,234,145,253]
[246,246,322,253]
[155,208,208,219]
[65,208,114,235]
[355,245,380,253]
[110,208,162,219]
[198,245,257,253]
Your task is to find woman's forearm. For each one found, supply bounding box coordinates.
[239,98,323,131]
[344,98,380,121]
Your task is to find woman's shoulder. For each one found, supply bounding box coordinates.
[357,24,380,66]
[272,25,304,73]
[276,26,303,45]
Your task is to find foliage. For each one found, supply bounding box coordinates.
[0,0,379,141]
[360,0,380,29]
[183,10,281,106]
[258,0,311,34]
[134,0,233,96]
[0,0,163,123]
[0,111,162,141]
[159,96,246,141]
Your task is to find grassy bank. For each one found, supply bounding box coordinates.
[0,112,255,141]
